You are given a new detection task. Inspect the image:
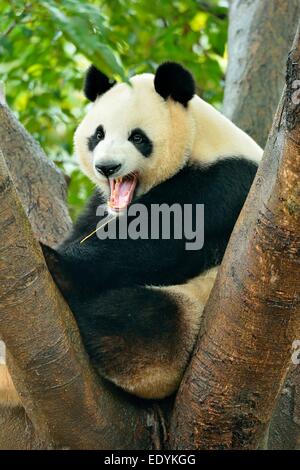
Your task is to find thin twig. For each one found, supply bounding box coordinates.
[80,214,117,244]
[2,20,17,38]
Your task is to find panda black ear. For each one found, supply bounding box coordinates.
[84,65,116,101]
[154,62,195,107]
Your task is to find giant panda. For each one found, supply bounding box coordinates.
[1,62,263,405]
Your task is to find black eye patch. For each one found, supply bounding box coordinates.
[128,128,153,157]
[87,125,105,151]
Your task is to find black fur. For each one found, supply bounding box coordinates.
[71,286,182,389]
[128,128,153,157]
[74,287,179,340]
[154,62,195,106]
[72,287,179,351]
[84,66,115,101]
[47,157,257,296]
[43,157,257,393]
[87,125,105,151]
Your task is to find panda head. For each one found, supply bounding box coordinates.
[74,62,196,212]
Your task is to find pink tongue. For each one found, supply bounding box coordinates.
[109,176,137,211]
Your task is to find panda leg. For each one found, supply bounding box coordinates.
[71,267,218,399]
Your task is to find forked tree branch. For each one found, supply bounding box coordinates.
[169,25,300,450]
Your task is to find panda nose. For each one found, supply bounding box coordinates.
[95,162,122,177]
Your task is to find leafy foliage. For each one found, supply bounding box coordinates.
[0,0,228,218]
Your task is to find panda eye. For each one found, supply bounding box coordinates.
[96,126,105,141]
[129,131,145,145]
[132,133,143,144]
[128,128,153,157]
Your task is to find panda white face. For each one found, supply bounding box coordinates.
[74,62,263,213]
[74,66,195,212]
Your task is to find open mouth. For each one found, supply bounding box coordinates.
[108,173,138,211]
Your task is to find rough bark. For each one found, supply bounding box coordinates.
[0,85,71,448]
[223,3,300,450]
[169,27,300,450]
[223,0,300,148]
[0,150,161,449]
[0,89,164,449]
[0,85,72,448]
[0,89,72,247]
[268,365,300,450]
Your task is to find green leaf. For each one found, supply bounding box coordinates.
[39,0,127,81]
[1,0,228,216]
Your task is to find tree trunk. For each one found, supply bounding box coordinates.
[169,26,300,450]
[0,88,72,247]
[223,2,300,449]
[223,0,300,148]
[0,87,72,449]
[0,96,160,450]
[268,365,300,450]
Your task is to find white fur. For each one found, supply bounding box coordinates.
[189,96,262,165]
[74,72,263,201]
